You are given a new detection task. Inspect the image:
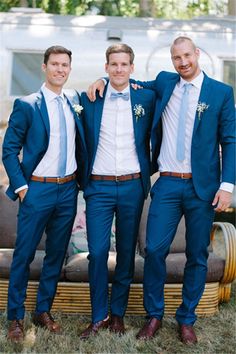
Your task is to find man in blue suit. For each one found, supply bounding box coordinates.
[2,45,87,343]
[79,44,156,339]
[134,37,235,345]
[88,36,235,344]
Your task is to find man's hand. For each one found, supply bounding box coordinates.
[18,188,28,202]
[212,189,232,212]
[87,79,105,102]
[131,83,143,90]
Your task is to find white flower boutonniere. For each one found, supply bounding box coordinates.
[196,102,209,120]
[73,104,83,116]
[133,104,145,122]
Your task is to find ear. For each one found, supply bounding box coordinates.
[42,63,46,73]
[195,48,200,59]
[130,63,134,74]
[105,63,108,73]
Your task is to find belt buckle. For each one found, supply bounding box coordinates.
[181,173,187,179]
[115,176,119,182]
[57,177,63,184]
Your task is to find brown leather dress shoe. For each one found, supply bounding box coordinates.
[80,318,109,340]
[179,324,198,345]
[7,319,24,343]
[136,318,162,340]
[32,312,62,334]
[109,315,125,335]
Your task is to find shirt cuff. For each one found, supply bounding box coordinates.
[15,185,28,194]
[219,182,234,193]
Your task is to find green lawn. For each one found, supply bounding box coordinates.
[0,281,235,354]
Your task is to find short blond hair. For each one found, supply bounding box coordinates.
[106,43,134,64]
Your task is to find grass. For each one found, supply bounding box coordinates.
[0,282,235,354]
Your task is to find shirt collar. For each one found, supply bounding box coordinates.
[179,71,204,90]
[107,82,130,97]
[41,83,65,102]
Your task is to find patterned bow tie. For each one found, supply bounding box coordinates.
[110,92,130,101]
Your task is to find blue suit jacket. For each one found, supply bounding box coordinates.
[80,85,156,198]
[138,71,236,201]
[2,89,88,200]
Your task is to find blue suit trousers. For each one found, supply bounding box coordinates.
[143,176,215,325]
[84,178,144,323]
[7,179,78,320]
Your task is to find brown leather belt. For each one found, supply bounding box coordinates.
[160,172,192,179]
[31,173,76,184]
[90,173,141,182]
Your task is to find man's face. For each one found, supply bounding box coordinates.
[42,53,71,93]
[105,52,134,91]
[171,40,201,81]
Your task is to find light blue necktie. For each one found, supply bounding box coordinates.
[176,83,192,161]
[110,92,130,101]
[56,96,67,177]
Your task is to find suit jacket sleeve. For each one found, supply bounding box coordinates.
[2,99,29,191]
[130,78,157,91]
[219,85,236,184]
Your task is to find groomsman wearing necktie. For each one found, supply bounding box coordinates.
[79,43,156,339]
[134,37,236,344]
[87,36,235,345]
[2,45,87,342]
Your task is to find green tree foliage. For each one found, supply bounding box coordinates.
[0,0,19,12]
[0,0,229,18]
[65,0,139,16]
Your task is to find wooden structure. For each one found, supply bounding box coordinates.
[0,221,235,316]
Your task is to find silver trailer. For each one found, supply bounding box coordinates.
[0,10,235,123]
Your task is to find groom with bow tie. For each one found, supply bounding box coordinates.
[87,36,235,345]
[79,43,156,339]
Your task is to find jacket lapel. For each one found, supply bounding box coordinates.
[36,91,50,137]
[192,73,211,135]
[162,77,179,110]
[154,76,179,129]
[64,92,86,148]
[130,88,140,142]
[93,87,107,149]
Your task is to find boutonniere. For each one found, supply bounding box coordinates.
[72,104,83,116]
[133,104,145,122]
[196,102,209,120]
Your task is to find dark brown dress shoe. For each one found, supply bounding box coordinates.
[7,320,24,343]
[136,318,162,340]
[179,324,198,345]
[32,312,62,334]
[80,318,109,340]
[109,315,125,335]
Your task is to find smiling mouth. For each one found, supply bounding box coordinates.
[180,66,190,71]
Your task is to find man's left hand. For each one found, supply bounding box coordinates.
[212,189,232,212]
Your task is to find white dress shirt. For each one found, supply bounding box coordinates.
[92,83,140,176]
[15,84,76,193]
[158,71,233,193]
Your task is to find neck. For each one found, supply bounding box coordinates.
[45,83,62,95]
[110,83,129,92]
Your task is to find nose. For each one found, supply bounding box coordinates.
[56,64,64,72]
[180,57,188,67]
[116,65,122,72]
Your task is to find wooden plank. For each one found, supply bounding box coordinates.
[0,279,219,316]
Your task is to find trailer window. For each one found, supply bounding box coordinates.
[223,60,236,99]
[10,52,43,96]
